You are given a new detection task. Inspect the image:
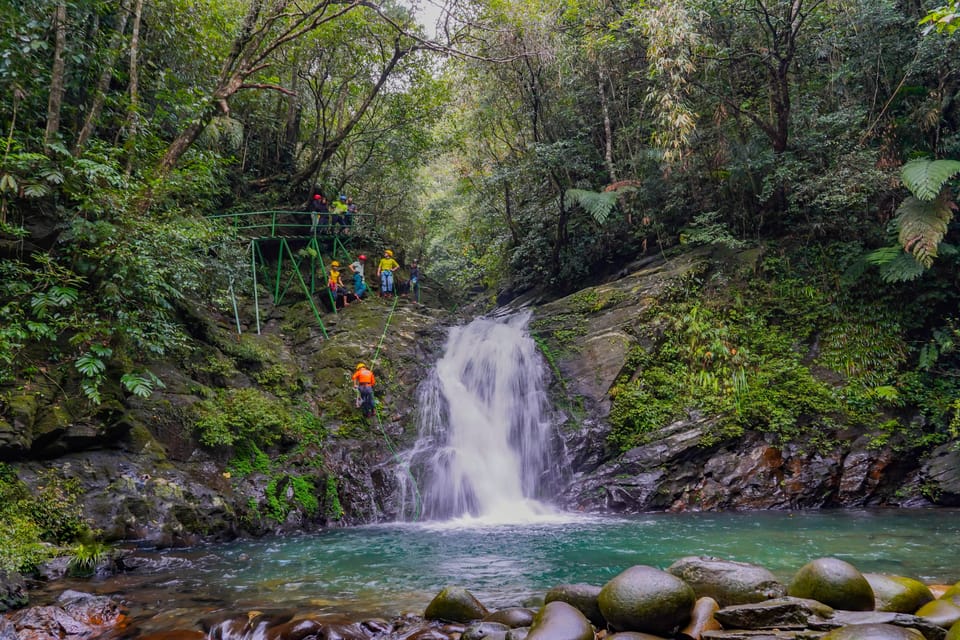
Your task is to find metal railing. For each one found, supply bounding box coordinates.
[207,210,375,238]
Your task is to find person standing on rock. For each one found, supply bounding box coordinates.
[352,363,376,417]
[350,254,368,298]
[377,249,400,298]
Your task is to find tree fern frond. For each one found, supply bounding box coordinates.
[864,244,904,266]
[901,158,960,201]
[895,194,955,267]
[878,251,928,282]
[565,188,620,224]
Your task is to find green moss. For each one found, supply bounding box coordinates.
[325,475,344,520]
[291,476,319,515]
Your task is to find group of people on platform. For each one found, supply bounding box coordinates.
[327,249,421,309]
[306,192,359,234]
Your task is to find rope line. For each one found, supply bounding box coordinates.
[364,293,423,522]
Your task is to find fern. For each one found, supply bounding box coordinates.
[896,194,955,267]
[865,245,928,282]
[565,184,638,224]
[901,159,960,201]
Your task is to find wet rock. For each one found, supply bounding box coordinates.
[505,628,529,640]
[947,621,960,640]
[680,597,723,640]
[920,444,960,506]
[424,586,490,623]
[788,558,875,611]
[0,570,27,611]
[484,607,536,628]
[137,631,206,640]
[526,600,594,640]
[942,585,960,607]
[599,564,696,635]
[608,634,671,640]
[865,574,935,614]
[462,620,510,639]
[8,591,126,640]
[915,600,960,629]
[0,617,16,640]
[821,623,926,640]
[667,557,787,606]
[702,632,823,640]
[810,611,946,640]
[714,597,835,629]
[544,583,605,627]
[264,617,325,640]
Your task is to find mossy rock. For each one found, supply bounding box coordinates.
[526,600,594,640]
[821,623,925,640]
[544,583,604,627]
[864,574,934,613]
[946,619,960,640]
[916,598,960,628]
[787,558,874,611]
[943,584,960,607]
[424,586,489,623]
[462,621,510,640]
[598,565,695,635]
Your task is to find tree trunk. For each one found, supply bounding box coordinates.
[124,0,144,175]
[598,66,617,182]
[280,54,302,171]
[75,0,130,155]
[43,1,68,150]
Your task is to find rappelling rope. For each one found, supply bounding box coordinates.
[366,293,423,522]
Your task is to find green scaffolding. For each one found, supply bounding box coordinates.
[210,210,364,337]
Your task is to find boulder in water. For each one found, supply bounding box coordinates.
[0,571,27,612]
[947,620,960,640]
[462,620,510,639]
[788,558,875,611]
[544,583,605,627]
[820,623,926,640]
[607,634,670,640]
[598,565,696,635]
[484,607,536,628]
[865,574,935,614]
[138,632,206,640]
[714,596,835,629]
[525,600,594,640]
[941,585,960,607]
[424,586,490,623]
[667,556,786,606]
[0,617,16,640]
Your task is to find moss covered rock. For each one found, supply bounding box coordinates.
[599,565,696,635]
[864,574,934,613]
[821,623,925,640]
[787,558,874,611]
[942,584,960,607]
[526,600,594,640]
[424,586,489,623]
[946,619,960,640]
[916,598,960,628]
[484,607,535,628]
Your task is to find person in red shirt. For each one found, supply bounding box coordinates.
[351,363,376,417]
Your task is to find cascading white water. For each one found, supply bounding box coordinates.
[400,311,563,523]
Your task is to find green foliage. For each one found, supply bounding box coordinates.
[228,442,273,477]
[895,195,955,268]
[193,387,288,448]
[0,464,90,573]
[325,475,344,520]
[901,159,960,200]
[67,540,110,578]
[921,0,960,34]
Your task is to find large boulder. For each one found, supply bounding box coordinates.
[947,620,960,640]
[821,623,926,640]
[942,585,960,607]
[526,601,594,640]
[667,556,786,606]
[424,586,490,623]
[599,565,696,635]
[714,596,835,629]
[0,571,27,611]
[544,583,605,627]
[865,574,935,614]
[788,558,875,611]
[484,608,536,628]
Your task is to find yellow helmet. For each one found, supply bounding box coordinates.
[331,261,340,268]
[356,362,366,370]
[385,249,393,257]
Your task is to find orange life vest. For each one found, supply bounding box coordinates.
[352,368,375,386]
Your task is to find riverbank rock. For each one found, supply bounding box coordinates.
[8,590,126,640]
[915,599,960,629]
[866,574,935,613]
[713,597,835,629]
[424,586,490,623]
[599,565,696,635]
[821,623,926,640]
[667,557,786,606]
[788,558,875,611]
[544,583,604,627]
[526,601,594,640]
[484,608,536,628]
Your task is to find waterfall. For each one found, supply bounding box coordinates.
[400,311,563,523]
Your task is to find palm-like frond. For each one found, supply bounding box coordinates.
[565,184,639,225]
[901,158,960,201]
[565,188,621,224]
[895,194,956,267]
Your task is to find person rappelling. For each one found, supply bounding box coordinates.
[352,362,376,417]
